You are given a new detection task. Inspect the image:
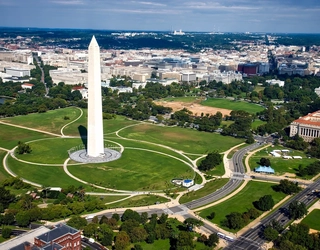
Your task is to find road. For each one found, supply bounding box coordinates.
[183,142,261,209]
[225,179,320,250]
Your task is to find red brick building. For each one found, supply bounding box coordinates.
[34,224,81,250]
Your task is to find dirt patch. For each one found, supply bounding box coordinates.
[155,101,232,117]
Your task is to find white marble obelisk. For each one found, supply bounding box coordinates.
[87,36,104,157]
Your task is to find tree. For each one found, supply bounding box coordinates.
[206,233,219,247]
[67,215,88,230]
[98,224,114,246]
[140,212,148,225]
[198,151,223,171]
[112,213,120,221]
[121,209,140,223]
[253,195,275,211]
[133,244,143,250]
[1,227,12,239]
[130,227,148,243]
[184,218,204,231]
[176,231,194,250]
[273,179,301,194]
[114,231,130,250]
[16,141,32,154]
[222,212,245,230]
[0,186,15,210]
[264,226,279,241]
[259,157,271,167]
[208,211,215,220]
[288,201,308,220]
[15,211,31,227]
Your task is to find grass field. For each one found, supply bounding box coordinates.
[0,150,10,182]
[0,123,52,150]
[16,138,83,164]
[248,145,316,177]
[6,155,94,190]
[201,162,225,177]
[251,120,267,130]
[0,107,81,134]
[253,86,265,93]
[301,209,320,231]
[201,98,264,114]
[118,123,244,154]
[105,195,169,208]
[62,109,140,136]
[179,178,229,204]
[68,148,194,191]
[199,181,287,232]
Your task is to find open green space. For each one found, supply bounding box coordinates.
[0,123,52,150]
[179,178,229,204]
[6,155,94,190]
[199,181,287,232]
[301,209,320,231]
[63,109,140,136]
[205,163,225,176]
[249,145,316,177]
[251,119,267,130]
[253,86,265,93]
[201,98,264,114]
[0,150,11,182]
[105,195,170,209]
[0,107,81,134]
[16,138,83,164]
[68,148,194,191]
[139,239,170,250]
[118,123,244,154]
[160,96,200,103]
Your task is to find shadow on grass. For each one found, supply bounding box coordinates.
[78,125,87,150]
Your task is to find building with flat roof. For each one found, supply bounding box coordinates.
[289,110,320,142]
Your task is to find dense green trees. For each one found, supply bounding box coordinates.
[273,179,302,195]
[253,195,275,211]
[198,151,223,171]
[288,201,308,220]
[16,141,32,154]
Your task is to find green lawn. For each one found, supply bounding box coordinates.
[251,120,267,130]
[6,155,94,190]
[118,123,244,154]
[201,98,264,114]
[105,195,169,209]
[249,145,316,177]
[179,178,229,204]
[68,148,194,191]
[63,109,140,136]
[301,209,320,231]
[0,150,11,182]
[16,138,83,164]
[0,123,52,150]
[253,86,265,93]
[199,181,287,232]
[200,161,225,177]
[139,239,170,250]
[0,107,81,134]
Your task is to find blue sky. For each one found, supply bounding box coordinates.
[1,0,319,33]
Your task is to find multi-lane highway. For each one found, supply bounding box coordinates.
[225,179,320,250]
[183,142,261,209]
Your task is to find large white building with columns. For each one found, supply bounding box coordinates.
[289,111,320,142]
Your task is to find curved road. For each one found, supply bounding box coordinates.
[183,142,261,209]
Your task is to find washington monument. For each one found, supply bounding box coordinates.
[87,36,104,157]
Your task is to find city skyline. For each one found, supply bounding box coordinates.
[1,0,320,33]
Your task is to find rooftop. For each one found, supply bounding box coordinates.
[36,224,78,243]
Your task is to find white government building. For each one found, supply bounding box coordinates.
[289,110,320,142]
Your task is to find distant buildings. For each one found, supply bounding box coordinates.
[289,110,320,142]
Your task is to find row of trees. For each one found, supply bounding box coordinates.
[67,209,219,250]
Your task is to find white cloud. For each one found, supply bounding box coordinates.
[131,1,166,7]
[51,0,85,5]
